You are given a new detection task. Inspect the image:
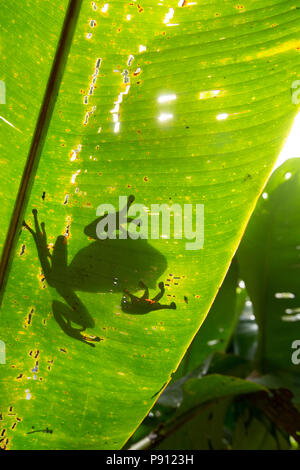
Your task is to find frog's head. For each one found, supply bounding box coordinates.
[84,195,136,240]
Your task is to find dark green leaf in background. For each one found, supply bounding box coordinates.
[238,159,300,374]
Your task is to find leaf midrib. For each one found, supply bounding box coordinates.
[0,0,83,303]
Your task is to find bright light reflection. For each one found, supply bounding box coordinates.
[216,113,229,121]
[158,113,173,122]
[163,8,174,24]
[158,94,177,103]
[272,112,300,172]
[101,3,109,13]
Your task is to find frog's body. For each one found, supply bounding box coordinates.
[47,234,167,293]
[23,204,175,346]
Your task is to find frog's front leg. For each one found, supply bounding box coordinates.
[123,281,149,304]
[121,281,176,314]
[152,282,165,302]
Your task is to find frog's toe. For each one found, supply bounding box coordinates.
[83,334,102,343]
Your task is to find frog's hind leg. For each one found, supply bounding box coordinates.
[52,300,100,347]
[54,288,101,346]
[52,301,100,347]
[123,289,139,303]
[56,287,93,327]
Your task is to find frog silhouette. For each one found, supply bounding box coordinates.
[23,196,174,347]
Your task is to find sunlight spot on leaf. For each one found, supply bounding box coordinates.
[101,3,109,13]
[216,113,229,121]
[71,170,81,184]
[163,8,174,24]
[158,113,173,122]
[158,94,176,103]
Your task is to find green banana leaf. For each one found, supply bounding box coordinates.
[0,0,300,450]
[130,373,265,449]
[230,403,290,450]
[238,158,300,373]
[173,260,240,379]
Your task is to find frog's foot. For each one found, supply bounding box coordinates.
[81,333,102,345]
[22,219,34,234]
[23,209,50,254]
[23,209,39,235]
